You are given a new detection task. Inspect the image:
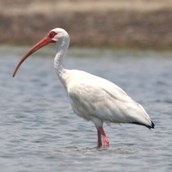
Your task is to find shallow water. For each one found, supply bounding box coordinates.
[0,46,172,172]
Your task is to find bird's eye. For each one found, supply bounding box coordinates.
[48,31,57,38]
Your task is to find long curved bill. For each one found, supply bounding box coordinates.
[12,36,53,77]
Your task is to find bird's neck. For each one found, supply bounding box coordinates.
[54,36,70,89]
[54,36,70,75]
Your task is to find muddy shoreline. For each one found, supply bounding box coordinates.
[0,1,172,49]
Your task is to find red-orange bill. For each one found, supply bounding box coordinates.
[12,36,53,77]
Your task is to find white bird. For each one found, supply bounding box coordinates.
[13,28,154,148]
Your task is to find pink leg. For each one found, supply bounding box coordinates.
[97,127,109,148]
[97,128,102,147]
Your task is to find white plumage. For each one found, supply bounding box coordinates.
[13,28,154,147]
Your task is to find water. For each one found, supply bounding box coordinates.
[0,46,172,172]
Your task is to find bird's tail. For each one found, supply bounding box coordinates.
[131,121,155,129]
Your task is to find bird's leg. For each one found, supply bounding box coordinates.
[98,127,109,148]
[97,128,102,147]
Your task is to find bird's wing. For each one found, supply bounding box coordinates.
[67,70,151,125]
[68,82,145,123]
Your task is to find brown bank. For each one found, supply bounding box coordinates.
[0,0,172,49]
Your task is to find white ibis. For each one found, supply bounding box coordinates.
[13,28,154,148]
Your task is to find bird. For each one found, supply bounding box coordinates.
[12,28,155,148]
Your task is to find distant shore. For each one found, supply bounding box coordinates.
[0,0,172,49]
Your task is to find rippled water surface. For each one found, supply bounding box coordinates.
[0,46,172,172]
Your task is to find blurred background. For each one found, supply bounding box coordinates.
[0,0,172,49]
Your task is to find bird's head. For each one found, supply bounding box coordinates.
[12,28,69,77]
